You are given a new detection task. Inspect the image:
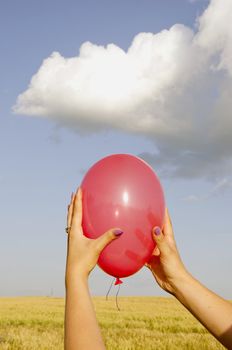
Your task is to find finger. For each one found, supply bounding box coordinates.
[72,187,83,229]
[151,226,170,256]
[163,207,174,238]
[67,192,75,227]
[152,245,160,256]
[95,228,124,253]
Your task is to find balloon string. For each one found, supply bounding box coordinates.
[115,283,121,311]
[105,278,115,301]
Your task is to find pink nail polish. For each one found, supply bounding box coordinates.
[113,229,124,236]
[154,227,161,236]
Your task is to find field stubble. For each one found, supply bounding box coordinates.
[0,296,225,349]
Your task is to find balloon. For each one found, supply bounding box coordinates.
[81,154,165,280]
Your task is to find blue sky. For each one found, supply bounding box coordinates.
[1,0,232,299]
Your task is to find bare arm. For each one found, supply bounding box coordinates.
[64,188,123,350]
[65,272,106,350]
[146,209,232,349]
[172,271,232,348]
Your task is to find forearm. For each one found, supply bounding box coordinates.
[65,270,106,350]
[172,272,232,349]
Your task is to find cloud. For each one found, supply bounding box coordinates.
[13,0,232,180]
[206,178,232,197]
[182,195,200,202]
[188,0,205,3]
[182,178,232,201]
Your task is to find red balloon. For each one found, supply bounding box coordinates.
[81,154,165,280]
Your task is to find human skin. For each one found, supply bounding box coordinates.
[64,188,123,350]
[64,188,232,350]
[146,209,232,350]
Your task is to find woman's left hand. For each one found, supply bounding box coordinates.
[65,187,123,285]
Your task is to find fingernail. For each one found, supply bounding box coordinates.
[113,229,124,236]
[154,227,161,236]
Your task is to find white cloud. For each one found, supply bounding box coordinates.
[13,0,232,180]
[188,0,206,3]
[182,195,200,202]
[205,178,232,197]
[182,178,232,202]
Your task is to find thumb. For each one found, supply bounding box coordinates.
[151,226,170,256]
[95,228,124,253]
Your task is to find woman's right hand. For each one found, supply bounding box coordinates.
[146,208,189,295]
[147,209,232,349]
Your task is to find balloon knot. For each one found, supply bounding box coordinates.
[114,277,123,285]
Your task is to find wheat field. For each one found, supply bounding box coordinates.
[0,296,225,350]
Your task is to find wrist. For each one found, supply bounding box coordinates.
[170,269,194,297]
[65,266,89,289]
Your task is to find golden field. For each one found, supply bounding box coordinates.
[0,296,225,350]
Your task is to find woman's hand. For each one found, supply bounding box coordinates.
[146,209,232,349]
[146,208,188,295]
[65,187,123,350]
[65,187,123,285]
